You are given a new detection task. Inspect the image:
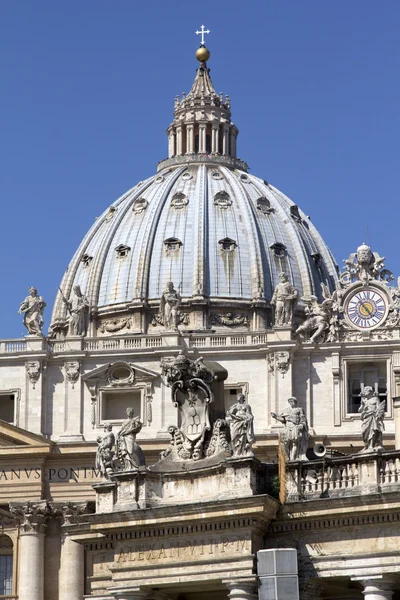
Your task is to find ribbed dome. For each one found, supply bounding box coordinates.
[50,45,339,335]
[51,164,338,326]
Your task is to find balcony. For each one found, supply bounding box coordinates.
[285,449,400,502]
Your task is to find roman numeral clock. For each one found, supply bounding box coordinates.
[344,285,390,330]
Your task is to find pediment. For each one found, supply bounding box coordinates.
[82,361,159,385]
[0,421,53,448]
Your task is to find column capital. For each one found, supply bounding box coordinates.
[10,500,53,534]
[58,501,91,526]
[110,587,149,600]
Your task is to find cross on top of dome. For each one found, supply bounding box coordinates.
[195,25,210,46]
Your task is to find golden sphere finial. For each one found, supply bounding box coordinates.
[196,45,210,63]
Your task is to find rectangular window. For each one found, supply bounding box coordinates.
[0,395,15,423]
[347,362,387,414]
[0,554,13,595]
[100,390,141,423]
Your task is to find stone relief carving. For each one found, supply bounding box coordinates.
[152,312,189,327]
[359,386,385,453]
[226,394,254,457]
[65,361,80,388]
[96,424,116,479]
[295,284,339,343]
[156,281,182,331]
[271,397,309,461]
[160,351,216,461]
[116,408,146,470]
[271,272,298,327]
[211,313,248,326]
[99,317,132,334]
[274,351,291,377]
[341,243,393,285]
[26,361,41,389]
[18,287,46,336]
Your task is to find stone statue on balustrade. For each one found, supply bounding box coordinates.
[271,272,298,327]
[18,287,46,336]
[226,393,255,457]
[358,386,385,452]
[159,281,181,331]
[116,408,146,470]
[95,424,116,479]
[271,397,309,461]
[60,285,90,336]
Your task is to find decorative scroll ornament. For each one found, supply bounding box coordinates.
[99,317,132,334]
[341,243,393,285]
[26,361,41,389]
[65,361,80,389]
[211,313,248,326]
[160,351,216,461]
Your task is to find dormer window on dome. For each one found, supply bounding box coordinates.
[270,242,287,258]
[116,244,131,259]
[171,193,189,209]
[132,198,148,214]
[105,206,117,222]
[214,191,232,209]
[312,252,323,266]
[256,197,273,215]
[81,254,93,267]
[290,205,302,222]
[164,238,182,254]
[219,238,237,252]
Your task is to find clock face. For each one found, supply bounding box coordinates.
[346,288,388,330]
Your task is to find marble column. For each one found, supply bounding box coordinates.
[168,130,175,157]
[222,125,230,155]
[225,580,258,600]
[361,579,394,600]
[59,535,84,600]
[176,126,183,155]
[199,124,207,152]
[186,123,194,153]
[10,502,50,600]
[59,503,87,600]
[212,124,219,153]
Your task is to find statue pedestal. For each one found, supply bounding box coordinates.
[160,332,181,346]
[93,457,270,514]
[64,336,84,351]
[272,326,293,341]
[25,335,47,352]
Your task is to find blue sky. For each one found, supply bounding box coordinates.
[0,1,399,337]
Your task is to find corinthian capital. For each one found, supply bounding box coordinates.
[10,501,53,534]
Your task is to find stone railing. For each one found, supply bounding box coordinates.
[285,449,400,501]
[0,331,271,356]
[157,153,249,173]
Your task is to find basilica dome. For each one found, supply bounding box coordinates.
[51,44,339,335]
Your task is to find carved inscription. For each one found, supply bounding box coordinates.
[115,535,250,565]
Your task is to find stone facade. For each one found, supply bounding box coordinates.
[1,36,400,600]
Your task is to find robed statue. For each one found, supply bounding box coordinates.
[160,281,181,330]
[359,386,385,452]
[271,272,298,327]
[95,424,116,479]
[271,397,309,461]
[226,393,255,456]
[116,408,146,470]
[18,287,46,335]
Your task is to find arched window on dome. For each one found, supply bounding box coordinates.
[219,238,237,252]
[0,535,13,596]
[270,242,287,258]
[115,244,131,259]
[164,238,182,254]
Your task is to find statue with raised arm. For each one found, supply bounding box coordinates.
[271,397,309,461]
[271,272,298,326]
[226,393,255,456]
[358,386,385,452]
[18,287,46,335]
[159,281,181,331]
[61,285,90,336]
[95,424,116,479]
[116,408,145,470]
